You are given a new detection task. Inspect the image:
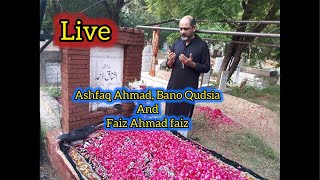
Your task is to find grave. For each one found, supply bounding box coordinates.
[40,42,61,86]
[46,27,145,180]
[200,65,213,87]
[44,27,265,178]
[218,70,231,92]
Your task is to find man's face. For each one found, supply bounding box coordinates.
[179,19,195,41]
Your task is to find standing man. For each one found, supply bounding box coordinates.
[165,15,211,137]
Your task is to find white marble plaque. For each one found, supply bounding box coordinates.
[219,71,229,90]
[141,44,153,72]
[45,62,61,83]
[201,66,212,87]
[90,45,124,111]
[213,56,224,73]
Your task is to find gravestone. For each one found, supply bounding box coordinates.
[201,65,212,87]
[89,45,124,111]
[213,56,224,73]
[46,62,61,84]
[276,77,280,85]
[141,44,152,72]
[232,60,243,83]
[60,27,144,132]
[219,71,229,90]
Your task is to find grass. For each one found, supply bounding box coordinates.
[226,132,279,161]
[224,132,280,180]
[189,110,280,180]
[40,122,49,145]
[226,85,280,112]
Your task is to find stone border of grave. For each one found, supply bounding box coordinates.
[46,129,79,180]
[40,90,62,122]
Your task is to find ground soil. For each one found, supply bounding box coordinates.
[40,139,61,180]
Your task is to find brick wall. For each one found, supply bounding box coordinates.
[60,27,144,133]
[46,129,79,180]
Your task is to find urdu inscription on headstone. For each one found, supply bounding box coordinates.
[89,45,124,111]
[45,62,61,84]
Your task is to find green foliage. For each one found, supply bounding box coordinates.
[40,126,47,143]
[261,85,280,96]
[270,47,280,61]
[42,0,62,32]
[228,85,280,112]
[120,0,158,27]
[41,0,280,67]
[145,0,242,22]
[229,85,279,98]
[41,86,61,98]
[166,32,180,45]
[227,132,279,160]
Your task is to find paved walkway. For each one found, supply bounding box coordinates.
[141,72,168,88]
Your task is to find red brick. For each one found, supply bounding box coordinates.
[69,111,88,118]
[65,77,90,83]
[68,103,88,109]
[62,53,89,60]
[81,111,103,119]
[65,84,89,90]
[129,42,144,46]
[64,59,90,65]
[124,58,141,63]
[63,47,89,51]
[67,73,90,78]
[125,45,143,51]
[69,118,88,126]
[118,33,131,39]
[62,49,90,55]
[116,39,129,45]
[123,64,141,69]
[124,53,142,58]
[124,68,141,73]
[70,106,89,113]
[69,69,90,74]
[68,64,89,69]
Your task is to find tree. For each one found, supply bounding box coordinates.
[217,0,280,82]
[42,0,133,32]
[145,0,280,82]
[101,0,132,24]
[42,0,62,33]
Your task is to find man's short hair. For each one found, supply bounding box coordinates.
[184,15,196,27]
[185,15,196,26]
[190,17,196,26]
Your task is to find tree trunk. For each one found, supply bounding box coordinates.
[216,0,254,84]
[103,0,131,25]
[227,44,246,79]
[216,0,279,85]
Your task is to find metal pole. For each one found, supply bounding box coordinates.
[40,39,53,53]
[202,38,280,47]
[141,19,176,26]
[174,19,280,24]
[136,25,280,38]
[221,20,280,24]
